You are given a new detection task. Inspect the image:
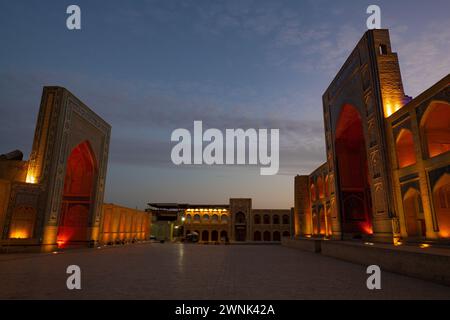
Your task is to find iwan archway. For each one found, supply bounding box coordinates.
[234,212,246,241]
[335,104,373,237]
[57,141,97,248]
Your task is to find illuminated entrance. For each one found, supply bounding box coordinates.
[335,104,373,236]
[57,141,97,247]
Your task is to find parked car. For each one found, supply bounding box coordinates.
[185,232,199,243]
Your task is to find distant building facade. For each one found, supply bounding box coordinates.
[294,29,450,244]
[148,199,293,243]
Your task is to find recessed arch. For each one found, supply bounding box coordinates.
[325,175,329,197]
[421,101,450,158]
[317,176,324,198]
[220,230,228,241]
[319,208,326,235]
[235,212,246,224]
[402,188,425,238]
[396,129,417,168]
[254,231,261,241]
[235,211,246,241]
[433,173,450,238]
[273,231,281,241]
[263,231,271,241]
[272,214,280,224]
[335,104,372,235]
[312,210,319,235]
[8,206,36,239]
[57,140,97,247]
[310,183,316,201]
[220,215,228,224]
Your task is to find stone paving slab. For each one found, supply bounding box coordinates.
[0,243,450,300]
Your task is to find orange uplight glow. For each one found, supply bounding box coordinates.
[440,230,450,238]
[9,230,29,239]
[383,90,408,118]
[387,103,402,117]
[25,172,37,184]
[419,243,431,249]
[57,240,66,248]
[361,223,373,235]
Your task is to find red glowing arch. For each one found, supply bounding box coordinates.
[57,141,97,247]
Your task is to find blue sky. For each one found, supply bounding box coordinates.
[0,0,449,209]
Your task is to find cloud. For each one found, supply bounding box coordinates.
[0,68,326,176]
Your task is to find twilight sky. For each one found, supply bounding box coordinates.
[0,0,449,209]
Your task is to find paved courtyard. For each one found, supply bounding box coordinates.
[0,243,449,300]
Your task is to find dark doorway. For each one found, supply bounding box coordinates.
[273,231,281,241]
[234,212,246,241]
[201,230,209,242]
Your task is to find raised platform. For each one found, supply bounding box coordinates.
[282,238,450,286]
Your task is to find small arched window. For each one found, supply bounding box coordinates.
[272,215,280,224]
[221,215,228,224]
[235,212,246,224]
[273,231,281,241]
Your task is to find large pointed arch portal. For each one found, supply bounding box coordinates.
[57,141,97,247]
[335,104,373,236]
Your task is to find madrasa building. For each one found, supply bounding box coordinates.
[0,87,151,252]
[294,29,450,245]
[147,199,293,243]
